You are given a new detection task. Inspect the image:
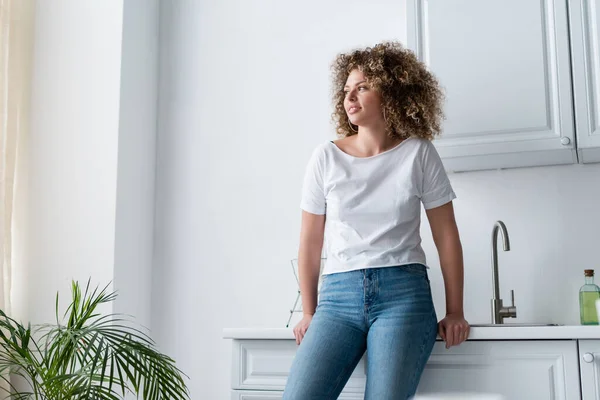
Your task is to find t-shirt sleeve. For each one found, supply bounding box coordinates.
[300,145,326,215]
[420,141,456,210]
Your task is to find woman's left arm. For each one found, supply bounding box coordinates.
[425,201,470,348]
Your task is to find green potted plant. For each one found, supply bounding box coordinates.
[0,280,190,399]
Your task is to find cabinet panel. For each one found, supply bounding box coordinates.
[579,340,600,400]
[407,0,577,171]
[231,339,366,393]
[569,0,600,162]
[417,341,581,400]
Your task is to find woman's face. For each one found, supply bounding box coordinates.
[343,69,384,129]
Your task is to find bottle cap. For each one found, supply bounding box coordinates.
[584,269,594,277]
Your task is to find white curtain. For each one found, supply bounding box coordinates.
[0,0,34,319]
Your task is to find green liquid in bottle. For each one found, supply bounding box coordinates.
[579,269,600,325]
[579,291,600,325]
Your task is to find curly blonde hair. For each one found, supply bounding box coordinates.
[331,41,444,140]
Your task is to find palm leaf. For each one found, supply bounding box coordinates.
[0,279,190,400]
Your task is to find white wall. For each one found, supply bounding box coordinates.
[113,0,160,332]
[21,1,125,323]
[154,1,600,398]
[16,0,158,333]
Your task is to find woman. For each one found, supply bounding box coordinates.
[282,42,469,400]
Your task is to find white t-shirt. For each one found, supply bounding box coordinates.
[300,137,456,275]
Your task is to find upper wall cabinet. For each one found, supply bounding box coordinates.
[407,0,579,172]
[569,0,600,163]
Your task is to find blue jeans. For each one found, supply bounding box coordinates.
[282,264,437,400]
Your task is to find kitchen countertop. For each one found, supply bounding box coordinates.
[223,325,600,340]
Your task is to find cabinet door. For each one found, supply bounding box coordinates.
[231,339,366,393]
[569,0,600,163]
[417,341,581,399]
[407,0,577,172]
[579,340,600,400]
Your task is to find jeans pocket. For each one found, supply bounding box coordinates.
[400,263,430,283]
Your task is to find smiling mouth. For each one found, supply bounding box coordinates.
[348,106,361,114]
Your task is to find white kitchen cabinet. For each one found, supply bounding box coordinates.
[569,0,600,163]
[407,0,578,172]
[229,339,582,399]
[230,339,366,393]
[579,340,600,400]
[418,341,581,399]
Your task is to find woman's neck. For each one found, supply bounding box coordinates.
[353,127,402,157]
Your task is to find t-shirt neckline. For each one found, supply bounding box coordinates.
[328,137,412,160]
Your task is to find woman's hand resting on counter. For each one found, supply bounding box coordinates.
[293,314,313,345]
[438,312,470,349]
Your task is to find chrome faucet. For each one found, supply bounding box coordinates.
[491,221,517,324]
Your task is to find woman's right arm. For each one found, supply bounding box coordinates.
[293,210,325,344]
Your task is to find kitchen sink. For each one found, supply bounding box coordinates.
[470,323,563,327]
